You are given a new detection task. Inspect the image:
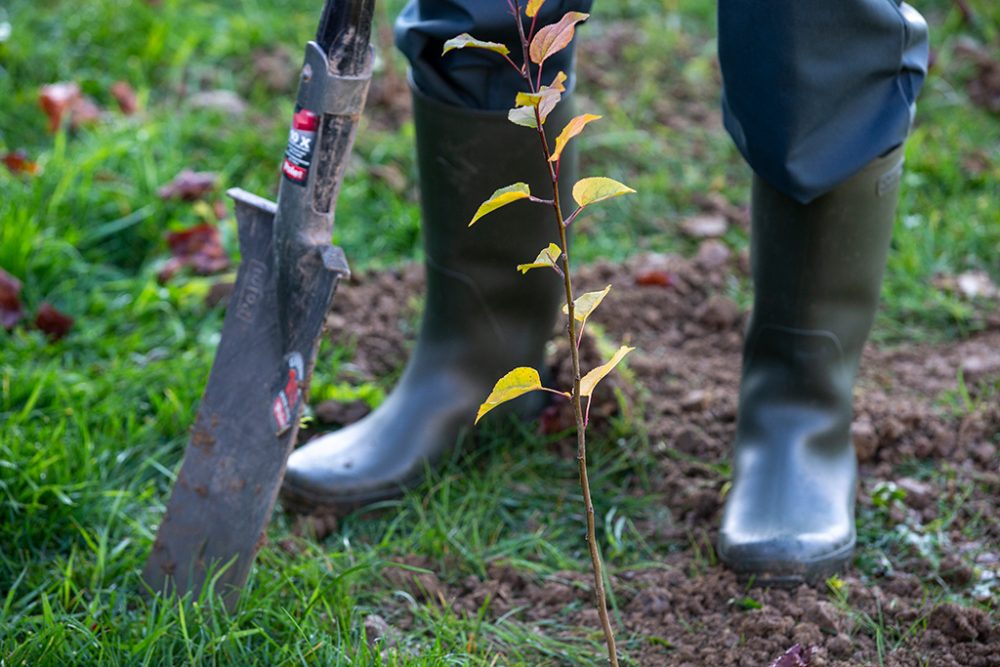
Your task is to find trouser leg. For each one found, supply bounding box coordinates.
[716,1,928,582]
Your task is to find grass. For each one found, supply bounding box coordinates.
[2,0,999,664]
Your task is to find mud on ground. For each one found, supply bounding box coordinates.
[308,252,1000,666]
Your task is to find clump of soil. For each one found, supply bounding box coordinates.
[307,252,1000,665]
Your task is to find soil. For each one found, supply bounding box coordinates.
[307,251,1000,666]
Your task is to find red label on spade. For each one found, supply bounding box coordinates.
[282,108,318,185]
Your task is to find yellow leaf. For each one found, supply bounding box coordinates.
[572,177,635,207]
[580,345,635,397]
[517,243,562,274]
[547,71,568,92]
[549,113,601,163]
[529,12,589,65]
[526,0,545,18]
[475,367,543,424]
[443,33,510,56]
[515,92,543,107]
[469,183,531,226]
[562,284,611,323]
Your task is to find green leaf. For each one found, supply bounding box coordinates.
[443,33,510,57]
[526,0,546,18]
[529,12,589,65]
[580,345,634,397]
[469,183,531,226]
[475,367,543,424]
[517,243,562,274]
[562,284,611,323]
[508,106,538,128]
[572,177,635,207]
[549,113,601,163]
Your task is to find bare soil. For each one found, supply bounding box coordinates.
[310,252,1000,666]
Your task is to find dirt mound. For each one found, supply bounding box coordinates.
[314,252,1000,665]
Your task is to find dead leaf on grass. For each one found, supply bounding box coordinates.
[38,82,101,131]
[0,268,26,330]
[34,303,74,341]
[2,150,40,176]
[158,169,218,201]
[110,81,138,115]
[158,223,230,283]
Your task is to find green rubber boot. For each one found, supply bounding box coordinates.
[717,146,905,584]
[280,87,576,514]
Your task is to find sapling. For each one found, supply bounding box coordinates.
[444,3,635,664]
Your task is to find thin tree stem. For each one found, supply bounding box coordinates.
[531,101,619,667]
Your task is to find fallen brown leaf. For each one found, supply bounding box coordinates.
[38,82,101,131]
[768,643,812,667]
[158,223,230,283]
[158,170,218,201]
[110,81,138,115]
[635,269,672,287]
[34,303,74,341]
[2,150,40,176]
[39,82,81,132]
[0,268,26,330]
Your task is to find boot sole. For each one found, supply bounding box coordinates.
[279,473,423,517]
[719,540,855,587]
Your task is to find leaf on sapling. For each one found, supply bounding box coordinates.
[549,113,601,163]
[572,177,635,208]
[443,33,510,57]
[469,183,531,226]
[508,71,567,128]
[529,12,589,65]
[517,243,562,274]
[562,284,611,324]
[526,0,546,17]
[508,105,539,128]
[580,345,634,397]
[476,367,546,424]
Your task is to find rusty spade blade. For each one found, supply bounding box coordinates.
[143,0,374,608]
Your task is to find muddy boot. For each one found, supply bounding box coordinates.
[280,87,576,514]
[717,146,904,584]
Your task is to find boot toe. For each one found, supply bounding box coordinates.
[717,527,855,585]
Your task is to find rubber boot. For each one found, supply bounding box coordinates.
[280,87,577,514]
[717,146,904,584]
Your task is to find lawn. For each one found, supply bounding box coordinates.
[1,0,998,665]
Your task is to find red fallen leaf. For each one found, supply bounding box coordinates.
[110,81,138,115]
[69,95,101,129]
[635,269,672,287]
[2,150,40,175]
[39,82,82,132]
[34,303,74,341]
[158,170,218,201]
[38,82,101,132]
[768,644,812,667]
[0,268,26,330]
[158,223,230,283]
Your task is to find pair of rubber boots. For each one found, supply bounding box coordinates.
[281,88,905,585]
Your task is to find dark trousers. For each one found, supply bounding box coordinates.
[394,0,928,203]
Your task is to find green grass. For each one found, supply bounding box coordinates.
[2,0,999,664]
